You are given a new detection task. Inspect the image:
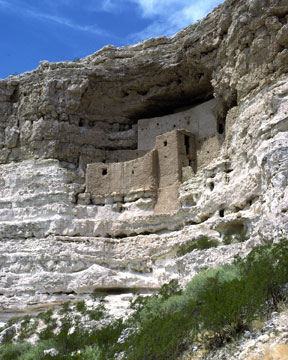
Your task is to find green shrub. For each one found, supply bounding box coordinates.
[194,239,288,347]
[238,239,288,307]
[2,240,287,360]
[197,276,254,347]
[52,316,85,355]
[222,224,248,245]
[18,339,56,360]
[18,316,39,341]
[90,290,108,301]
[131,293,187,326]
[87,304,105,321]
[0,343,31,360]
[129,280,183,324]
[158,279,182,299]
[177,236,219,256]
[37,309,54,324]
[125,239,288,356]
[87,319,126,360]
[126,304,198,360]
[185,263,241,300]
[58,302,71,315]
[80,345,101,360]
[75,301,87,314]
[38,322,57,341]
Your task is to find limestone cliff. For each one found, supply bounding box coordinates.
[0,0,288,318]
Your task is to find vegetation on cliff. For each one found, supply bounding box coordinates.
[0,240,287,360]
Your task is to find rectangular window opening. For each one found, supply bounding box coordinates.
[184,135,190,155]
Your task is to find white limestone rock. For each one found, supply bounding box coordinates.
[0,0,287,320]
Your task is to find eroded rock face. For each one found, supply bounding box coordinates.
[0,0,288,315]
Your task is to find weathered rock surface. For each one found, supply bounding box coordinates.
[199,307,288,360]
[0,0,287,325]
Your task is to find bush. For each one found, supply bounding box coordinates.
[185,263,241,300]
[129,280,183,324]
[194,239,288,347]
[177,236,219,256]
[6,317,21,327]
[75,301,87,314]
[87,319,126,360]
[37,309,54,324]
[53,317,86,355]
[197,276,254,347]
[80,345,101,360]
[238,239,288,307]
[58,302,71,316]
[222,224,248,245]
[0,343,31,360]
[18,340,56,360]
[126,305,198,360]
[124,239,288,356]
[2,240,288,360]
[87,304,105,321]
[90,290,107,301]
[18,316,39,341]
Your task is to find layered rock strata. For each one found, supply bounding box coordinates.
[0,0,288,316]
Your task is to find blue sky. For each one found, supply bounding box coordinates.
[0,0,223,79]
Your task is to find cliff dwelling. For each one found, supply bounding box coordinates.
[85,98,218,213]
[1,1,288,354]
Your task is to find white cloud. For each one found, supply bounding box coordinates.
[87,0,128,14]
[0,0,224,43]
[25,9,107,35]
[0,0,108,36]
[130,0,221,18]
[130,0,186,17]
[100,0,118,12]
[126,0,223,41]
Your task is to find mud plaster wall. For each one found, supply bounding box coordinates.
[137,99,217,151]
[155,130,195,187]
[154,130,195,213]
[197,136,222,170]
[86,130,196,214]
[79,149,148,173]
[86,150,158,197]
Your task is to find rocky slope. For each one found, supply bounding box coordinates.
[181,306,288,359]
[0,0,287,331]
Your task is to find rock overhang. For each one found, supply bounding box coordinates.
[0,0,288,314]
